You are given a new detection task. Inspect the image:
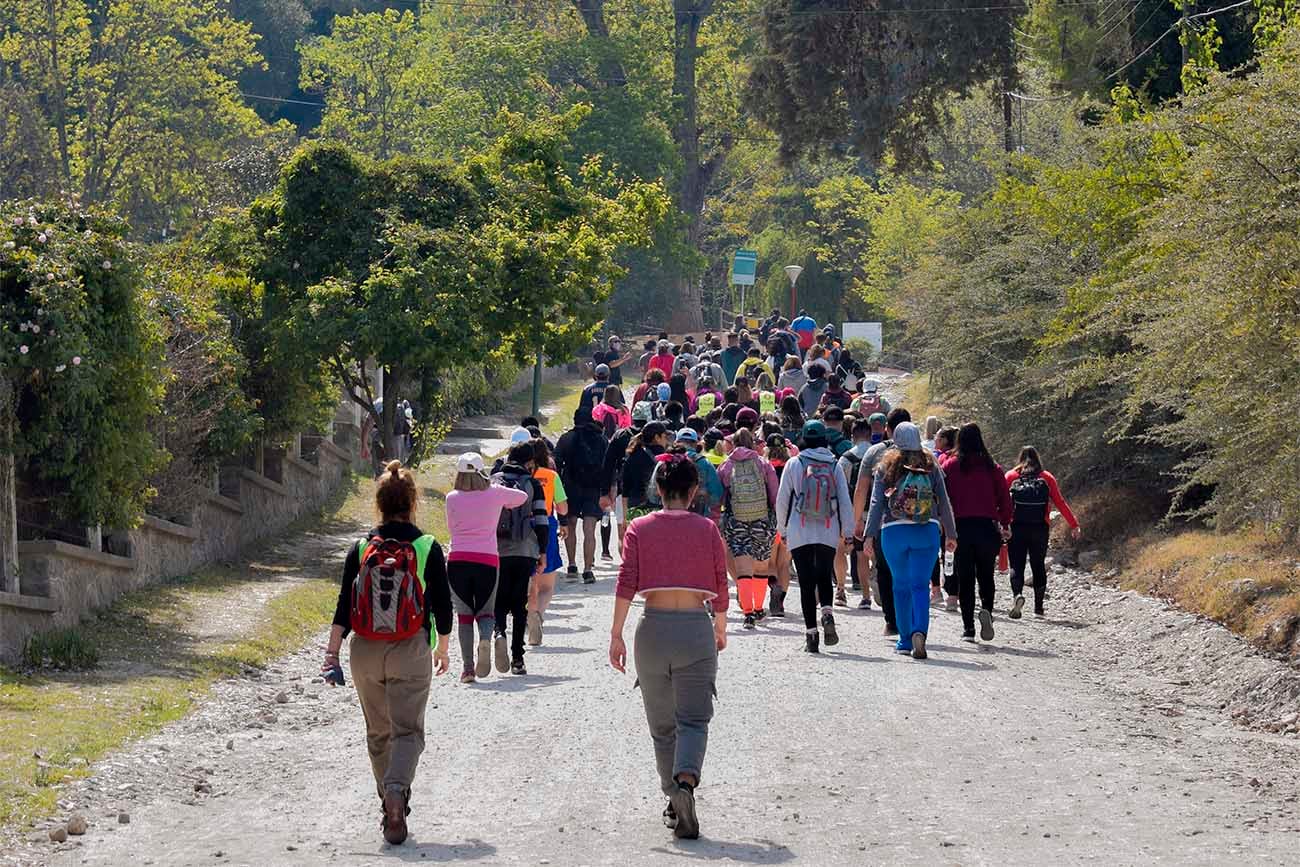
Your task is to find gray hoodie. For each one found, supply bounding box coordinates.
[775,446,854,550]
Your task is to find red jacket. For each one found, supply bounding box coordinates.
[1005,469,1079,528]
[940,454,1013,525]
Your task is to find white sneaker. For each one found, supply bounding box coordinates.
[475,639,492,678]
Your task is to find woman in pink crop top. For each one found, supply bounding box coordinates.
[444,453,528,683]
[610,451,727,841]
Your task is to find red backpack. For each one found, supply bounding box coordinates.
[350,535,433,641]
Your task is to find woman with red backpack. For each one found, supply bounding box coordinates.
[717,428,780,629]
[322,461,452,846]
[1005,446,1081,618]
[940,423,1013,643]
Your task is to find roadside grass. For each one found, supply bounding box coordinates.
[0,474,370,833]
[503,377,585,439]
[902,372,948,421]
[1117,528,1300,660]
[0,378,591,834]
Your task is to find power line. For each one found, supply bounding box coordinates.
[313,0,1134,19]
[1104,0,1254,81]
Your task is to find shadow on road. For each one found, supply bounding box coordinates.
[467,674,579,693]
[650,837,796,863]
[375,836,497,862]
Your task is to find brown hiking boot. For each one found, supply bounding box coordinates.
[382,790,408,845]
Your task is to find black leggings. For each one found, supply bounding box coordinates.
[792,544,837,630]
[1007,521,1050,610]
[871,535,896,629]
[494,557,534,661]
[953,518,1001,634]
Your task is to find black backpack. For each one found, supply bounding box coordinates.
[1010,472,1050,524]
[568,429,607,481]
[842,449,864,494]
[494,472,534,542]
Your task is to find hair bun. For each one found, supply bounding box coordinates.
[386,460,402,476]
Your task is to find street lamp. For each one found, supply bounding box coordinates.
[784,265,803,319]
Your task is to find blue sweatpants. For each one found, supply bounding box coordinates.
[881,522,942,651]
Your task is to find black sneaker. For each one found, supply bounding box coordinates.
[602,549,613,560]
[582,570,596,585]
[743,613,756,630]
[961,631,976,643]
[805,630,820,653]
[979,608,995,641]
[510,658,526,676]
[821,612,839,646]
[857,595,872,610]
[754,609,767,622]
[565,565,579,582]
[1034,605,1046,618]
[1009,594,1025,620]
[669,782,699,839]
[884,623,899,637]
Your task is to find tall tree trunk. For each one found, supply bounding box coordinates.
[570,0,627,86]
[670,0,719,332]
[0,377,18,592]
[46,0,71,183]
[573,0,729,332]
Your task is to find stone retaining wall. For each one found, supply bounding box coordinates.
[0,437,356,664]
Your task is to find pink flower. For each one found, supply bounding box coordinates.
[72,356,81,365]
[30,324,40,334]
[19,345,29,355]
[18,323,27,332]
[36,233,47,244]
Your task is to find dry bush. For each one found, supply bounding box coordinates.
[1119,529,1300,660]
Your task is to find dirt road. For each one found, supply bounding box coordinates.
[14,546,1300,866]
[14,372,1300,866]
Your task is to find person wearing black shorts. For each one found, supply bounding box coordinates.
[554,407,610,584]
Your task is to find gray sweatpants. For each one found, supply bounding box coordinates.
[633,607,718,796]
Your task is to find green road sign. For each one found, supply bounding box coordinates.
[732,249,757,286]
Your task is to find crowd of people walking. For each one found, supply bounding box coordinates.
[324,310,1082,845]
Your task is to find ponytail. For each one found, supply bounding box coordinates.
[376,461,417,521]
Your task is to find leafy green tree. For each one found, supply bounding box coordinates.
[1,199,165,529]
[243,112,667,458]
[746,0,1018,168]
[0,0,278,234]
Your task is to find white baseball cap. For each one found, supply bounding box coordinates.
[455,453,486,475]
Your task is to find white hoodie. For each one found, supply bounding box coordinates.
[775,446,854,550]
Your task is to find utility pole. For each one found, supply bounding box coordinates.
[532,348,543,417]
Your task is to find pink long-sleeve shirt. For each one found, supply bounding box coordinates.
[616,510,729,612]
[445,484,529,566]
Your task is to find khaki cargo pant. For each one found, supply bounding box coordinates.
[349,632,432,800]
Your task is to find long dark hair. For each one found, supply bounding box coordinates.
[669,373,690,407]
[880,449,936,488]
[780,395,803,428]
[953,422,998,472]
[1015,445,1043,475]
